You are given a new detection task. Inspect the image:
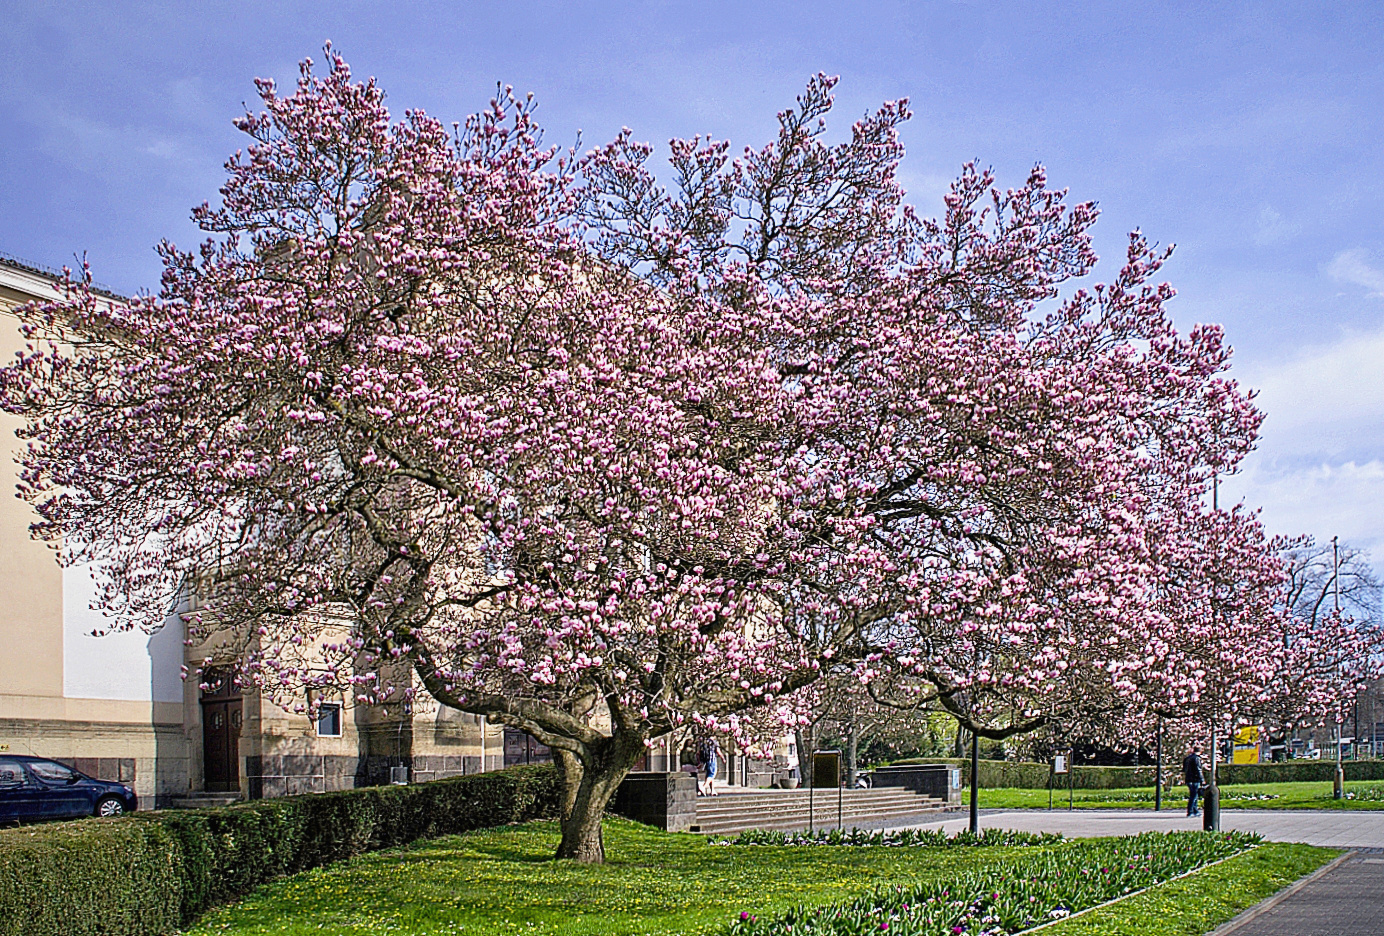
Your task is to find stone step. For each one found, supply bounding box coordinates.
[694,789,936,810]
[167,792,245,809]
[691,787,953,834]
[692,805,954,835]
[695,797,943,818]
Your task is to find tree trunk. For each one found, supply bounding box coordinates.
[794,725,813,785]
[554,733,645,864]
[552,747,582,821]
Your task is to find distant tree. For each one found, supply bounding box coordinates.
[0,50,1282,862]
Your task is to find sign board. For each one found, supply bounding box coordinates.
[0,743,7,752]
[812,751,841,789]
[1053,755,1068,774]
[1232,725,1261,765]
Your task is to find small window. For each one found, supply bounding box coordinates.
[316,703,343,737]
[0,758,30,788]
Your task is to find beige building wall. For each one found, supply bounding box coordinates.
[0,258,189,806]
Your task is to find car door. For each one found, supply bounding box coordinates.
[0,758,43,823]
[27,759,92,819]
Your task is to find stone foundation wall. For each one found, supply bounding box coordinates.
[244,754,360,798]
[611,771,697,832]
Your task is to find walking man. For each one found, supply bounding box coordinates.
[1183,745,1204,817]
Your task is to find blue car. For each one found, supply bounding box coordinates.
[0,755,138,823]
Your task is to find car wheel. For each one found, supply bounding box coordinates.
[95,796,126,818]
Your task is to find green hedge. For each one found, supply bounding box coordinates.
[1217,760,1384,784]
[0,765,559,936]
[888,757,1384,789]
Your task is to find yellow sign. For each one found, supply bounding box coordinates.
[1232,726,1260,764]
[0,743,8,752]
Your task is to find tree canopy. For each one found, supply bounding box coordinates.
[2,49,1366,861]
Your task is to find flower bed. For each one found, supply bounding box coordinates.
[1339,784,1384,802]
[1073,789,1278,803]
[726,830,1259,936]
[716,829,1063,849]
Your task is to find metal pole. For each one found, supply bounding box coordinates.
[1334,537,1345,798]
[969,729,980,834]
[1155,716,1163,812]
[1212,720,1223,830]
[808,741,815,834]
[838,763,843,830]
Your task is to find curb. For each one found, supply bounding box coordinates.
[1205,849,1358,936]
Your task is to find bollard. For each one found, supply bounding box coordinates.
[1202,784,1220,832]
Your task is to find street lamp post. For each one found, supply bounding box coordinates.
[1333,536,1345,799]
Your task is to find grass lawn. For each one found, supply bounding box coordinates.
[978,779,1384,810]
[184,817,1040,936]
[183,819,1337,936]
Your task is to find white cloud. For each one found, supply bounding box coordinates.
[1223,322,1384,574]
[1220,459,1384,573]
[1325,248,1384,298]
[1239,326,1384,459]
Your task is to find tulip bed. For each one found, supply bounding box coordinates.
[717,828,1064,849]
[726,831,1258,936]
[1339,783,1384,802]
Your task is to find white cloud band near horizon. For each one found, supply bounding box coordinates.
[1219,248,1384,573]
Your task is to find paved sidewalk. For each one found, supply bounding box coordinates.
[1217,852,1384,936]
[898,808,1384,848]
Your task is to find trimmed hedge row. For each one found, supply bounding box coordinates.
[888,757,1384,788]
[0,764,559,936]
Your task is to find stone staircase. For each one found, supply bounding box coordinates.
[690,786,954,835]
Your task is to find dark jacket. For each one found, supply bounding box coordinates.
[1183,753,1204,785]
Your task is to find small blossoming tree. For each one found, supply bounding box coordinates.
[1,50,1291,861]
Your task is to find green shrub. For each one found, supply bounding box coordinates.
[0,765,559,936]
[1217,760,1384,784]
[888,757,1384,789]
[0,820,181,936]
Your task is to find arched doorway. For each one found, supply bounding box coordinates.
[201,671,242,792]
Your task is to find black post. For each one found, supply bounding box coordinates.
[969,729,980,834]
[1155,716,1163,812]
[1068,746,1075,811]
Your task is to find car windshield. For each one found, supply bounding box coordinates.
[27,760,77,783]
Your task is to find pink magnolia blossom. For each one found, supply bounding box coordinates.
[0,51,1337,860]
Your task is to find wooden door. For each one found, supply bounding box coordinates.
[202,680,242,793]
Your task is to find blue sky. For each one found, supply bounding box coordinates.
[3,1,1382,568]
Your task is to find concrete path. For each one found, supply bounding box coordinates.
[898,808,1384,848]
[1215,852,1384,936]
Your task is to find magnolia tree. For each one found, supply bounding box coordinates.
[1263,538,1383,748]
[0,50,1283,861]
[1111,508,1383,767]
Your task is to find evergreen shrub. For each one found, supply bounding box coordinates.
[887,757,1384,788]
[0,764,558,936]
